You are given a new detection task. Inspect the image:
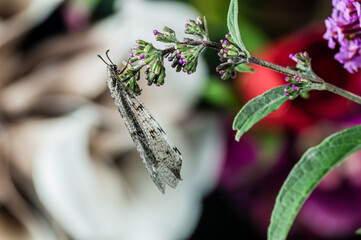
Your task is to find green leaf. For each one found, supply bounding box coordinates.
[356,228,361,235]
[235,63,254,72]
[227,0,249,57]
[232,86,288,141]
[268,124,361,240]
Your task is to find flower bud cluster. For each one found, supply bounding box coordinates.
[284,75,308,100]
[184,16,208,39]
[288,52,312,74]
[166,44,204,74]
[152,16,208,75]
[121,40,166,94]
[216,33,247,80]
[284,52,314,100]
[119,64,142,94]
[121,16,210,94]
[153,27,177,43]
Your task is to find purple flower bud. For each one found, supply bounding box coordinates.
[168,57,173,61]
[153,30,159,35]
[196,16,202,24]
[225,33,230,39]
[140,53,145,59]
[285,83,289,88]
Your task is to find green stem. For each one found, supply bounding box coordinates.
[248,56,323,84]
[323,82,361,104]
[160,39,361,105]
[249,56,361,104]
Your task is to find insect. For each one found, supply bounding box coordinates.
[98,50,182,193]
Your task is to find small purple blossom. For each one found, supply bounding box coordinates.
[153,30,159,35]
[196,16,202,25]
[140,53,145,59]
[324,0,361,73]
[284,88,289,96]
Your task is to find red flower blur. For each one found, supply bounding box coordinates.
[237,24,361,132]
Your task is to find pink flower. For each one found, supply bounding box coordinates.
[324,0,361,73]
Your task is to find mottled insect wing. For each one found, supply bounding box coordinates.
[103,59,182,193]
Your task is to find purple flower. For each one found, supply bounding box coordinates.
[324,0,361,73]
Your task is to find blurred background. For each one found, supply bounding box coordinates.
[1,0,361,239]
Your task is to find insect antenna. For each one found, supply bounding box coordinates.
[97,54,110,66]
[119,58,131,75]
[105,50,115,65]
[98,50,129,75]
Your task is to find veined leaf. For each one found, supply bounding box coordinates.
[235,63,254,72]
[268,124,361,240]
[232,86,288,141]
[227,0,249,56]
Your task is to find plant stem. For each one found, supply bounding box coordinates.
[248,56,323,84]
[160,39,361,105]
[178,40,222,49]
[163,40,324,83]
[161,40,221,57]
[323,82,361,104]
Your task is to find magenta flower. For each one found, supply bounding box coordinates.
[324,0,361,73]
